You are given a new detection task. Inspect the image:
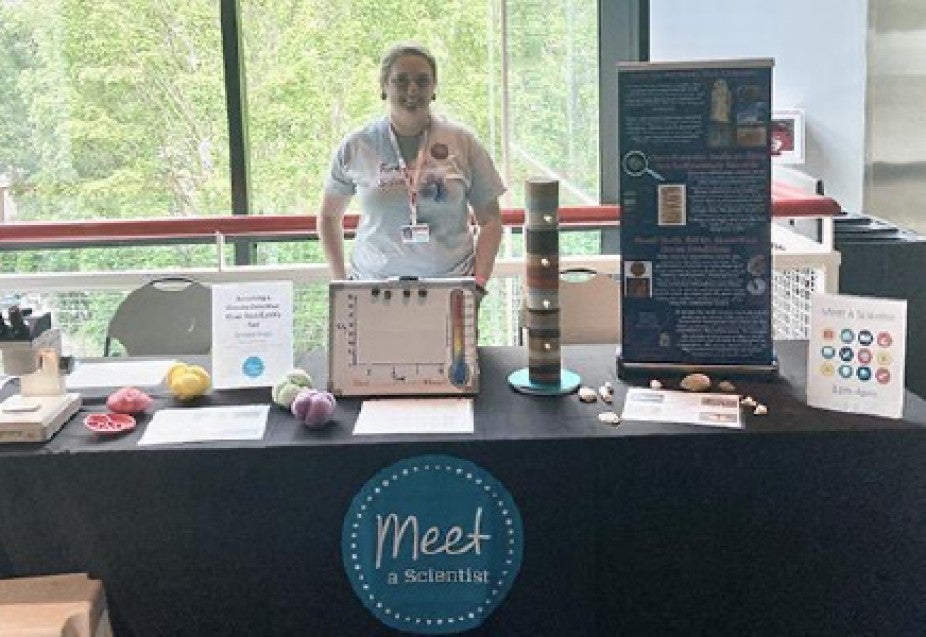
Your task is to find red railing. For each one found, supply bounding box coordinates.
[0,191,840,247]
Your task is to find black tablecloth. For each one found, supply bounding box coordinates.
[1,342,925,636]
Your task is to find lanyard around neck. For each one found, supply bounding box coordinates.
[387,123,430,225]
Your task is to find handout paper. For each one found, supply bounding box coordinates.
[353,398,474,435]
[66,359,176,389]
[138,404,269,446]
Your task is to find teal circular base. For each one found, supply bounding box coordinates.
[507,368,581,396]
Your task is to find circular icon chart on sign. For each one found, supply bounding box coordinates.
[342,455,524,634]
[816,326,897,388]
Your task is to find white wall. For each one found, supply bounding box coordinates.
[650,0,869,212]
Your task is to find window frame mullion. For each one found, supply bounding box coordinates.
[221,0,255,265]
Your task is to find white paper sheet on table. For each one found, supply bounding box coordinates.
[138,404,269,446]
[66,359,176,389]
[621,388,743,428]
[353,398,474,435]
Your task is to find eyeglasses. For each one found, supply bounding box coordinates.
[390,75,433,90]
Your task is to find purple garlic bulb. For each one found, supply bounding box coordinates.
[290,388,336,429]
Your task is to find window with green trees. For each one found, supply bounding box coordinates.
[0,0,631,353]
[1,0,600,225]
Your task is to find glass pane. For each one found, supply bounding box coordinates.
[649,1,869,216]
[241,0,501,215]
[507,0,599,206]
[0,1,230,222]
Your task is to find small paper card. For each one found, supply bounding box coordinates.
[807,293,907,419]
[353,398,474,435]
[621,388,742,428]
[211,281,294,389]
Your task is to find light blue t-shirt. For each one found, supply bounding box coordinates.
[324,116,506,279]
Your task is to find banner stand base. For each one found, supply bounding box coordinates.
[508,368,581,396]
[617,353,780,382]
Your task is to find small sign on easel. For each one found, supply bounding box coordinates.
[211,281,294,389]
[806,293,907,419]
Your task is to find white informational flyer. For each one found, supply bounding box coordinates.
[138,405,269,446]
[807,293,907,419]
[211,281,294,389]
[621,388,742,428]
[353,398,474,435]
[66,359,176,389]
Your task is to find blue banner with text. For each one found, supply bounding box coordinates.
[618,60,774,367]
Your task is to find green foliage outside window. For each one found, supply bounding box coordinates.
[0,0,601,354]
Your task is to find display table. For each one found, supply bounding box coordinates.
[1,342,924,636]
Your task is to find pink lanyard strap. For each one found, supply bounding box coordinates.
[387,124,429,225]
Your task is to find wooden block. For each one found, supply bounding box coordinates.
[0,573,111,637]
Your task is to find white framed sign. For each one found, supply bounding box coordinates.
[211,281,294,389]
[771,108,805,164]
[807,293,907,419]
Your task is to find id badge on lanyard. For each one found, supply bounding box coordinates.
[389,124,431,244]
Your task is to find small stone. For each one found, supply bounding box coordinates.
[598,386,613,403]
[679,373,711,392]
[578,386,598,403]
[598,412,621,425]
[741,396,758,408]
[717,380,736,393]
[649,379,663,390]
[754,404,768,415]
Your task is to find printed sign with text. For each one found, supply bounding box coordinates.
[211,281,294,389]
[807,293,906,419]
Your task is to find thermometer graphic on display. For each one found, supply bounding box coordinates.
[448,289,469,387]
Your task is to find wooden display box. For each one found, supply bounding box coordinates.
[0,573,111,637]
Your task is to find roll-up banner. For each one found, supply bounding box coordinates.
[617,59,777,378]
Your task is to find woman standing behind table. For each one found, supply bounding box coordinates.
[317,42,505,299]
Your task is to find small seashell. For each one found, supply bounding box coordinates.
[649,379,663,390]
[753,404,768,415]
[679,373,711,392]
[598,386,613,403]
[577,386,598,403]
[741,396,758,408]
[598,412,621,425]
[717,380,736,393]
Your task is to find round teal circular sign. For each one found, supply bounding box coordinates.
[342,454,524,634]
[241,356,264,378]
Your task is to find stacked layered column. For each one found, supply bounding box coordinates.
[524,179,561,386]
